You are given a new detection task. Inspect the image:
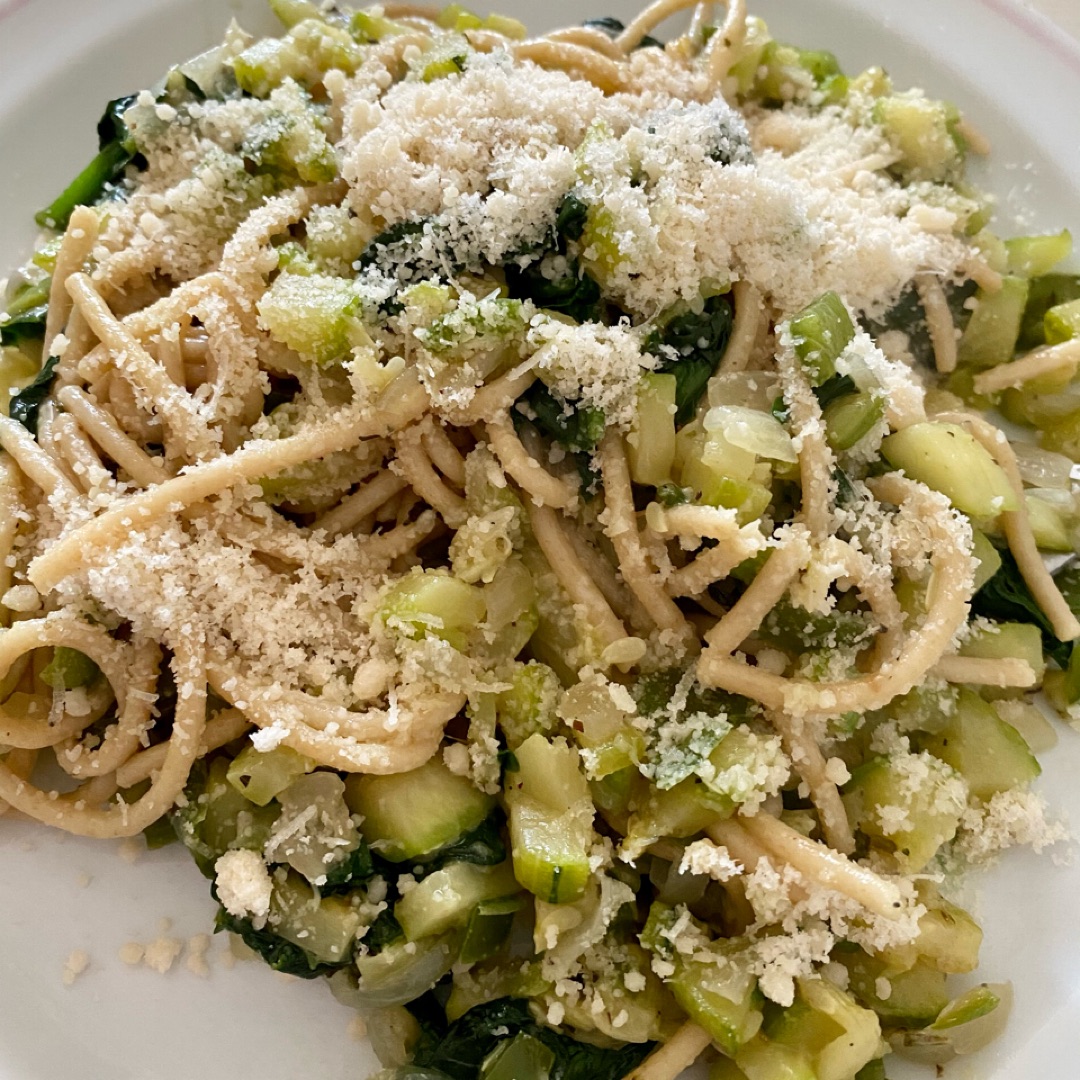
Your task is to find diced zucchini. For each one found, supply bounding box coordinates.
[226,744,313,806]
[643,904,763,1055]
[842,952,949,1026]
[1025,492,1072,552]
[394,860,520,941]
[377,568,487,652]
[1045,297,1080,344]
[672,957,764,1056]
[920,688,1040,800]
[267,870,362,964]
[345,756,495,862]
[481,1033,555,1080]
[174,757,280,871]
[734,1038,816,1080]
[880,422,1019,517]
[269,0,323,28]
[878,887,983,975]
[233,20,363,96]
[1005,231,1073,278]
[873,93,963,183]
[349,10,410,42]
[844,753,965,871]
[504,735,594,904]
[622,776,735,861]
[459,894,524,964]
[257,272,361,364]
[823,391,884,452]
[891,983,1012,1065]
[956,277,1029,369]
[765,978,882,1080]
[752,41,840,104]
[628,373,678,486]
[788,292,855,386]
[971,529,1002,590]
[958,621,1045,683]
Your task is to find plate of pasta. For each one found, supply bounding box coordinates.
[2,0,1080,1078]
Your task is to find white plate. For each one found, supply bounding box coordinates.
[1,1,1079,1077]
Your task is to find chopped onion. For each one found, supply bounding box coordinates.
[1013,442,1074,490]
[703,405,797,463]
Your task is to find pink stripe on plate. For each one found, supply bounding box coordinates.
[976,0,1080,72]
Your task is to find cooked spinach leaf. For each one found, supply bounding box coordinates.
[972,548,1072,667]
[9,355,60,435]
[213,907,350,979]
[644,293,734,426]
[411,997,653,1080]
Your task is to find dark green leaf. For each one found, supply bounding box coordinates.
[9,355,60,436]
[417,812,506,876]
[412,997,653,1080]
[862,280,977,367]
[555,194,589,243]
[520,383,605,453]
[634,667,753,723]
[213,906,350,979]
[321,838,376,894]
[656,482,690,507]
[504,257,601,323]
[972,548,1071,667]
[812,372,857,410]
[364,908,405,954]
[644,293,734,426]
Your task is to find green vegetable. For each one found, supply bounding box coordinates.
[394,861,520,941]
[482,1033,554,1080]
[971,549,1072,667]
[822,390,885,452]
[504,734,594,904]
[9,355,60,435]
[345,756,496,863]
[226,744,314,806]
[39,647,100,690]
[504,194,602,322]
[1005,230,1072,278]
[518,383,606,453]
[214,904,351,979]
[1018,273,1080,350]
[873,93,964,183]
[36,94,140,230]
[627,372,678,486]
[410,997,652,1080]
[788,292,854,386]
[0,278,49,347]
[844,753,965,871]
[645,293,735,425]
[881,422,1019,517]
[919,688,1040,801]
[956,277,1029,369]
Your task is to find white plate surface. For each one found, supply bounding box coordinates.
[1,1,1080,1077]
